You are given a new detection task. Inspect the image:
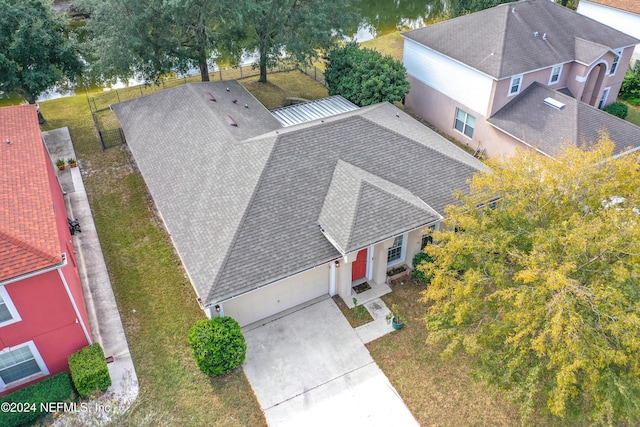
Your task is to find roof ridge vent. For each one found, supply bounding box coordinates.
[544,97,565,110]
[225,115,238,127]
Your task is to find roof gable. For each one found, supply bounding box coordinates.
[319,161,441,254]
[403,0,639,79]
[0,105,62,281]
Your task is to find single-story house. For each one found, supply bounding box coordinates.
[112,81,487,326]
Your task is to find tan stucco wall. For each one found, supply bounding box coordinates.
[406,77,524,158]
[222,264,330,326]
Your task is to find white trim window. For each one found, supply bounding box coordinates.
[0,341,49,390]
[387,234,407,266]
[509,74,523,96]
[610,49,622,75]
[599,87,611,109]
[454,108,475,138]
[549,65,563,85]
[0,287,21,327]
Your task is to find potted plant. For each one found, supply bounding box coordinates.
[385,304,406,330]
[56,158,65,170]
[67,157,77,168]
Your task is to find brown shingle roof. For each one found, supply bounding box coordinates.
[488,82,640,157]
[589,0,640,15]
[403,0,639,79]
[0,105,62,282]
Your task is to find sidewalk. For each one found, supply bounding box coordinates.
[42,128,138,425]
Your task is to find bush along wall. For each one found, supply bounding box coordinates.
[188,316,247,376]
[68,343,112,397]
[0,372,76,427]
[412,251,434,283]
[602,102,629,119]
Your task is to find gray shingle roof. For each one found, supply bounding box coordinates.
[403,0,639,79]
[318,160,441,254]
[113,82,487,306]
[488,82,640,157]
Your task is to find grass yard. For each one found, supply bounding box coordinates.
[369,277,576,427]
[361,31,404,61]
[623,101,640,127]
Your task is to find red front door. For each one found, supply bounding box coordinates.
[352,248,368,282]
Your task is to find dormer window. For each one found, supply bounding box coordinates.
[610,49,622,75]
[549,65,563,85]
[509,75,523,96]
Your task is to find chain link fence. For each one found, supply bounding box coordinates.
[88,63,325,149]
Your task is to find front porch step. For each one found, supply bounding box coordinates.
[345,281,392,308]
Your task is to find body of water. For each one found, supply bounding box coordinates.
[1,0,445,105]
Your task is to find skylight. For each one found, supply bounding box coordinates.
[543,97,565,110]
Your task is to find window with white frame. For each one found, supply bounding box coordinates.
[0,342,48,389]
[454,108,475,138]
[421,225,436,249]
[509,75,523,95]
[610,50,622,75]
[0,287,21,327]
[549,65,563,85]
[387,235,404,264]
[598,87,610,109]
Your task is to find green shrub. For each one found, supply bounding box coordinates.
[412,251,434,283]
[68,343,111,397]
[188,317,246,376]
[0,372,76,427]
[620,64,640,105]
[602,102,629,119]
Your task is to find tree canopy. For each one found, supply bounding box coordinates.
[324,42,409,106]
[0,0,82,105]
[77,0,240,83]
[241,0,358,83]
[418,138,640,425]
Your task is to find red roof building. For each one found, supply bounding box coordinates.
[0,104,91,395]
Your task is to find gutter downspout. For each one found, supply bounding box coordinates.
[57,256,92,345]
[329,261,336,296]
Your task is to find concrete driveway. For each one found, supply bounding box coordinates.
[243,298,418,427]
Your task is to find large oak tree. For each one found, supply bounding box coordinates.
[242,0,358,83]
[78,0,240,83]
[0,0,82,116]
[418,138,640,424]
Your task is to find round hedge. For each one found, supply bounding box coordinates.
[188,316,246,376]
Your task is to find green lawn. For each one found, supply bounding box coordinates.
[370,277,576,427]
[623,101,640,127]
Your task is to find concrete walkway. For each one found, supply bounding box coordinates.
[243,298,418,427]
[42,128,138,424]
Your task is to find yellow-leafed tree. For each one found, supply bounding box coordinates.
[418,136,640,425]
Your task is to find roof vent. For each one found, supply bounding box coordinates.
[542,33,547,41]
[511,7,516,14]
[225,115,238,127]
[544,97,565,110]
[206,91,216,102]
[534,31,538,37]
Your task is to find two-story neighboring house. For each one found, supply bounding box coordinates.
[403,0,640,158]
[0,105,92,396]
[578,0,640,65]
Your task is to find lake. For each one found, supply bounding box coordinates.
[1,0,446,105]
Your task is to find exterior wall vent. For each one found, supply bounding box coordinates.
[544,97,565,110]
